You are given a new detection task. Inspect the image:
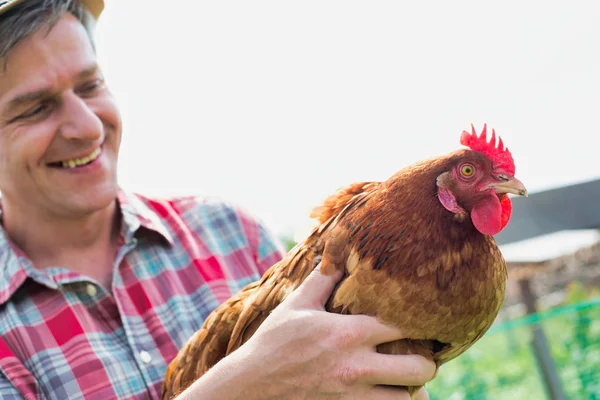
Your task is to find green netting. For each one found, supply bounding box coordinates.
[428,297,600,399]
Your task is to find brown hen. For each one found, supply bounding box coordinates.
[161,124,527,398]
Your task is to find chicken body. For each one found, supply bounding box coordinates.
[162,129,524,399]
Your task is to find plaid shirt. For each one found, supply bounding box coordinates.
[0,190,285,400]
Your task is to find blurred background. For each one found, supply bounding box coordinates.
[94,1,599,398]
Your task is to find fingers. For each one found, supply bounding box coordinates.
[367,385,411,400]
[346,314,411,346]
[288,262,344,307]
[413,387,430,400]
[359,353,436,387]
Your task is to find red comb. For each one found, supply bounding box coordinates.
[460,124,515,175]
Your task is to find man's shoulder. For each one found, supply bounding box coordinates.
[128,191,255,226]
[119,189,285,265]
[135,192,236,214]
[122,190,269,247]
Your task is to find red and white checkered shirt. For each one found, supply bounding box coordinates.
[0,189,286,399]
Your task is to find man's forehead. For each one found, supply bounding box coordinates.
[0,13,97,101]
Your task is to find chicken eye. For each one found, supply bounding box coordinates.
[460,164,475,177]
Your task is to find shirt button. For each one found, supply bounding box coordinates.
[140,350,152,364]
[86,284,98,297]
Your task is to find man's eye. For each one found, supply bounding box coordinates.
[15,102,52,121]
[78,79,105,96]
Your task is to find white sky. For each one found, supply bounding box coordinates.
[93,1,600,258]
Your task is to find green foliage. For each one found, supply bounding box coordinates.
[279,235,297,252]
[428,298,600,399]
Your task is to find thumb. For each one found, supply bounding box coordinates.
[289,262,344,308]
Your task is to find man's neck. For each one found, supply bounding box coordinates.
[1,198,121,288]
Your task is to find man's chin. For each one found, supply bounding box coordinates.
[49,186,119,217]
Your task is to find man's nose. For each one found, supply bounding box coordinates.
[58,92,103,141]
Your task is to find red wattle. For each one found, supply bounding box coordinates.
[499,195,512,230]
[471,193,510,235]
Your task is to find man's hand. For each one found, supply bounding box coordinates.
[179,264,436,399]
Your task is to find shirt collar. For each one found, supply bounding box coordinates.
[116,189,175,246]
[0,188,174,305]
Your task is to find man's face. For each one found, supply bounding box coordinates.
[0,13,122,218]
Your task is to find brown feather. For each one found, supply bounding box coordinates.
[161,154,509,399]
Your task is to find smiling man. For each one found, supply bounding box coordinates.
[0,4,121,290]
[0,1,435,399]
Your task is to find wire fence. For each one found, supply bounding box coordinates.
[428,297,600,399]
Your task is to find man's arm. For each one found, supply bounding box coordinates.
[175,264,435,400]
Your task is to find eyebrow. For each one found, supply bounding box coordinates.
[4,64,100,113]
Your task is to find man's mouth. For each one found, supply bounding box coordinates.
[48,148,102,169]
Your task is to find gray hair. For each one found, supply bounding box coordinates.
[0,0,95,69]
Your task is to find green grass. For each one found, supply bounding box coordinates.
[427,298,600,400]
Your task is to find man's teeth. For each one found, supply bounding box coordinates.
[60,148,101,168]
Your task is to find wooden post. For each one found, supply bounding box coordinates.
[518,278,567,400]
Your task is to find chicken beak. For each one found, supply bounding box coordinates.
[488,176,528,197]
